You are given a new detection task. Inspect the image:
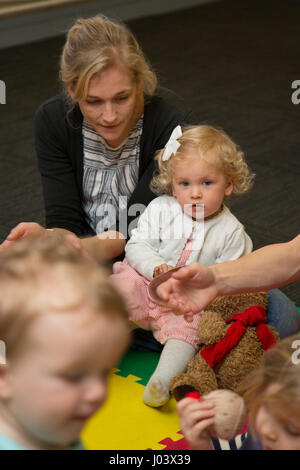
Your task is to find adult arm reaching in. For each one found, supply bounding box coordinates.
[157,234,300,319]
[0,222,126,261]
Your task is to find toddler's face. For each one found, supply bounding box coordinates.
[255,384,300,450]
[4,308,129,449]
[171,150,233,220]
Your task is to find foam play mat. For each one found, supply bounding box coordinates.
[81,307,300,450]
[81,350,184,450]
[80,349,246,450]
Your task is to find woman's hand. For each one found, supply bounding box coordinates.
[153,263,174,278]
[81,231,126,261]
[63,233,91,258]
[0,222,47,251]
[177,396,215,450]
[0,222,89,258]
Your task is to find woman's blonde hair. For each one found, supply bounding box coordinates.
[238,334,300,438]
[60,14,157,106]
[150,125,255,196]
[0,237,128,359]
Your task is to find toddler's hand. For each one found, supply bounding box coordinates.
[153,264,174,278]
[177,396,215,450]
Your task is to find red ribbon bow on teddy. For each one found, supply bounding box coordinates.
[201,305,276,368]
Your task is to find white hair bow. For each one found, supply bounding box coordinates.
[161,125,182,161]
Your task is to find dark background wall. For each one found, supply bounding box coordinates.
[0,0,299,304]
[0,0,218,49]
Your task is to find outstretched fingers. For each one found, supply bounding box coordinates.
[6,223,28,241]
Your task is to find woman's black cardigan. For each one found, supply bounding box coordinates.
[34,88,194,239]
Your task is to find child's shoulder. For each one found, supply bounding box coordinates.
[147,195,179,210]
[0,434,27,450]
[205,205,248,240]
[0,434,86,450]
[214,205,244,228]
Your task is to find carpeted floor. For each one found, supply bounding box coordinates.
[0,0,299,303]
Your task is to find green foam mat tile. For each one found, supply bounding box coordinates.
[115,349,160,386]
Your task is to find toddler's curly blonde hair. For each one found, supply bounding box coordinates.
[150,125,255,197]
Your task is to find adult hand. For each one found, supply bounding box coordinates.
[156,263,219,317]
[0,222,47,251]
[177,396,215,450]
[153,263,174,278]
[63,233,91,258]
[0,222,90,259]
[82,230,126,260]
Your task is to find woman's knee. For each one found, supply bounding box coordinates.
[266,288,300,338]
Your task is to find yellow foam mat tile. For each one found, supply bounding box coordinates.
[81,371,181,450]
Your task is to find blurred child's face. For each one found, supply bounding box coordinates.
[256,384,300,450]
[171,150,233,219]
[2,308,129,449]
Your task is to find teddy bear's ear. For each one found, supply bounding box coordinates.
[198,311,227,344]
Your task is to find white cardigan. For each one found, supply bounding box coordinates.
[125,195,252,280]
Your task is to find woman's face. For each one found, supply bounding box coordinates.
[73,65,143,148]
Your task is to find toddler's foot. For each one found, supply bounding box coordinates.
[142,378,170,407]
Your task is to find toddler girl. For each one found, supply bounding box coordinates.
[177,334,300,450]
[111,124,255,407]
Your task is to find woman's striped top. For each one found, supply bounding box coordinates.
[82,116,143,235]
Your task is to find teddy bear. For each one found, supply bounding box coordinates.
[170,291,280,401]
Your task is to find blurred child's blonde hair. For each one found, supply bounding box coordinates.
[0,237,128,359]
[150,125,255,196]
[238,334,300,437]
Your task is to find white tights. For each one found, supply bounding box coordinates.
[142,338,196,407]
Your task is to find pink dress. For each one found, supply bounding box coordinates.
[111,231,202,349]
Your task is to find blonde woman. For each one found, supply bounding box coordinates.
[111,124,255,407]
[1,14,193,260]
